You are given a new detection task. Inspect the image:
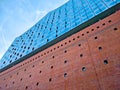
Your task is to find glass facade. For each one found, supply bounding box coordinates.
[0,0,120,69]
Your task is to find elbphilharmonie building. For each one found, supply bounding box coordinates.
[0,0,120,90]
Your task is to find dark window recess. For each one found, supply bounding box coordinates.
[82,34,84,36]
[23,50,25,53]
[10,60,12,63]
[36,82,39,86]
[114,28,118,31]
[102,23,105,26]
[32,47,34,50]
[17,53,19,56]
[54,48,56,50]
[82,67,86,71]
[42,61,44,63]
[69,40,71,43]
[42,35,44,38]
[51,66,53,69]
[94,36,98,39]
[11,44,14,47]
[64,60,67,64]
[24,46,26,49]
[65,21,67,24]
[87,31,89,33]
[64,73,67,77]
[15,57,17,60]
[20,54,22,57]
[20,78,23,81]
[97,26,100,28]
[104,60,108,64]
[49,78,52,82]
[39,71,42,73]
[77,36,80,38]
[25,86,28,90]
[29,75,32,78]
[29,37,31,39]
[28,47,30,49]
[73,38,75,40]
[41,25,43,29]
[3,61,5,64]
[91,29,94,31]
[98,47,102,50]
[47,39,49,42]
[58,16,60,18]
[80,54,83,57]
[108,20,112,23]
[64,50,67,53]
[52,56,55,59]
[65,42,67,45]
[38,33,40,35]
[78,44,81,47]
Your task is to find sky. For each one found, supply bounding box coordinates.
[0,0,69,59]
